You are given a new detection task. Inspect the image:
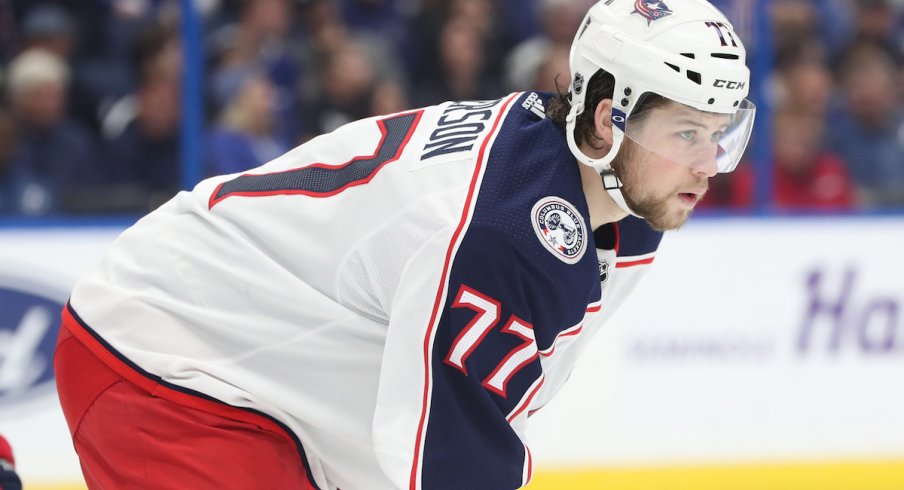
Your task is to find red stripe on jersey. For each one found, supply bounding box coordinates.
[62,306,158,394]
[410,93,520,490]
[539,326,583,358]
[506,375,544,423]
[539,302,598,358]
[616,256,656,268]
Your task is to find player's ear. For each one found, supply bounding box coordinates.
[593,99,614,148]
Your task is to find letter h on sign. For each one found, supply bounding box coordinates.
[797,267,901,355]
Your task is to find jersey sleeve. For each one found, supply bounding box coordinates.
[372,224,542,490]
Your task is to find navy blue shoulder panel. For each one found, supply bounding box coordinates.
[616,215,664,258]
[419,93,604,489]
[468,91,601,347]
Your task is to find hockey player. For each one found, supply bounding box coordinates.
[54,0,755,488]
[0,434,22,490]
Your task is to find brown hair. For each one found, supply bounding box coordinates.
[548,69,667,151]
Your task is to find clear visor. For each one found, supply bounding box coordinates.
[615,98,756,173]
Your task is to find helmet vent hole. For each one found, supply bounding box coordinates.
[686,71,702,85]
[680,53,696,59]
[711,53,740,60]
[708,98,715,104]
[664,62,680,72]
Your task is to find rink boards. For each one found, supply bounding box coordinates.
[1,216,902,489]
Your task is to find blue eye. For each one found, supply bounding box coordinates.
[711,130,725,142]
[678,130,696,141]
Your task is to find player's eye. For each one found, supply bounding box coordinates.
[677,130,696,141]
[711,130,725,142]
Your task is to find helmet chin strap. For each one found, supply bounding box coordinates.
[601,171,638,218]
[565,103,640,218]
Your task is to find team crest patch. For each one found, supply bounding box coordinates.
[531,197,587,264]
[632,0,673,25]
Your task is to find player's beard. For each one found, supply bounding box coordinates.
[611,140,705,232]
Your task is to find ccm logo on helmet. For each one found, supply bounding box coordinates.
[714,79,746,90]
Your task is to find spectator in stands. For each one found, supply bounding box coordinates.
[770,0,857,59]
[412,17,500,106]
[771,109,857,209]
[774,55,835,119]
[303,38,380,136]
[700,110,857,210]
[695,171,752,210]
[19,3,76,59]
[21,1,144,132]
[399,0,446,85]
[446,0,509,80]
[498,0,542,46]
[293,0,406,136]
[0,0,892,218]
[0,0,16,64]
[0,108,17,171]
[5,48,100,214]
[0,107,32,215]
[294,0,350,61]
[336,0,409,47]
[447,0,495,38]
[369,79,410,118]
[827,40,904,207]
[503,0,589,92]
[209,0,301,145]
[293,0,352,127]
[403,0,507,100]
[771,0,820,59]
[529,44,571,93]
[851,0,902,48]
[204,73,289,177]
[102,25,182,213]
[18,3,106,133]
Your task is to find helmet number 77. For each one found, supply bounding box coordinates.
[704,21,738,47]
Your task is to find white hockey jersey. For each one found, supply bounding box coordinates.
[68,92,663,490]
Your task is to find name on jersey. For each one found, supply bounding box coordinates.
[421,98,504,160]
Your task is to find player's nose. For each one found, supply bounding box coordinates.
[690,151,719,178]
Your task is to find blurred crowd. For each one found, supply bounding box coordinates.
[0,0,900,216]
[702,0,904,211]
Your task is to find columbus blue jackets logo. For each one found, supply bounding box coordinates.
[632,0,673,24]
[531,197,587,264]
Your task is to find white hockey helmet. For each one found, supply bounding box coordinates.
[566,0,756,213]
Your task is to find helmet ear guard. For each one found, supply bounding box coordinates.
[565,24,629,175]
[565,0,756,216]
